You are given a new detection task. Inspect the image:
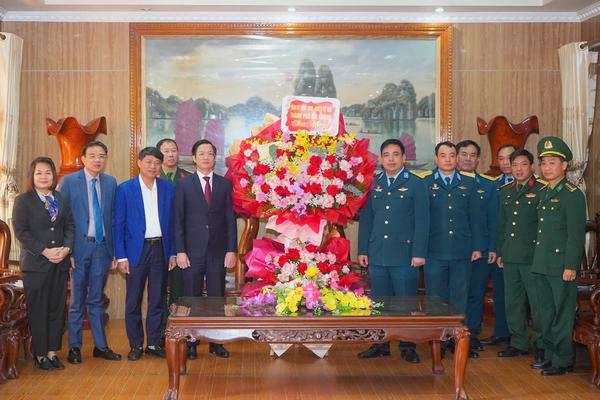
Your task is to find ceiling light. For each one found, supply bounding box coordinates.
[288,7,296,12]
[435,7,444,13]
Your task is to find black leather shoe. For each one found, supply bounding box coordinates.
[67,347,82,364]
[541,365,573,376]
[34,356,54,370]
[209,343,230,358]
[470,337,483,352]
[531,360,551,369]
[127,347,143,361]
[145,346,166,358]
[93,347,122,361]
[49,356,65,370]
[188,344,198,360]
[400,348,420,363]
[498,346,529,357]
[358,344,391,358]
[480,336,510,346]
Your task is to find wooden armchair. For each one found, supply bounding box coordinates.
[574,212,600,389]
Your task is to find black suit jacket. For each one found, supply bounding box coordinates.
[12,190,75,272]
[174,173,237,265]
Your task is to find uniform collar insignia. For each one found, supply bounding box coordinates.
[403,172,409,178]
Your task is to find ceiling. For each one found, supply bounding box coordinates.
[1,0,599,22]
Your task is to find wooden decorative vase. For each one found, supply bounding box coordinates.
[477,115,539,176]
[46,116,107,177]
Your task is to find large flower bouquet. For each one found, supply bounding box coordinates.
[225,116,377,233]
[238,237,382,315]
[226,115,381,316]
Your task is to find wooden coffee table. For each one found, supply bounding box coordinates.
[164,296,470,400]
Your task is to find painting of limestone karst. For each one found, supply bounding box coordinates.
[143,37,438,173]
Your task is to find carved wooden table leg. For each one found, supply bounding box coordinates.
[0,334,8,383]
[6,329,19,379]
[178,338,188,375]
[431,340,444,375]
[164,330,180,400]
[592,339,600,388]
[453,327,470,400]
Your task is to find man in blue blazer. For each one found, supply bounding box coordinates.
[60,141,121,364]
[115,147,176,361]
[174,139,237,358]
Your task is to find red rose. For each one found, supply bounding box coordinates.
[307,165,320,176]
[323,169,335,179]
[277,255,289,268]
[296,262,308,275]
[287,248,300,260]
[306,183,323,195]
[317,261,329,273]
[329,263,341,273]
[275,168,286,179]
[326,155,337,164]
[326,185,340,196]
[305,244,318,253]
[338,272,361,289]
[253,164,271,176]
[275,186,290,197]
[335,169,348,180]
[309,155,322,167]
[260,183,270,194]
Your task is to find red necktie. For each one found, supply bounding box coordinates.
[203,176,212,205]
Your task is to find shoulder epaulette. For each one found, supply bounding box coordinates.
[459,170,475,178]
[478,173,496,181]
[499,181,513,189]
[536,178,547,185]
[565,182,577,192]
[412,170,432,179]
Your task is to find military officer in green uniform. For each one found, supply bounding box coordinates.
[422,141,484,315]
[156,139,192,352]
[531,136,586,376]
[495,148,546,363]
[358,138,430,363]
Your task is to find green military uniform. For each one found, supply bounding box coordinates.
[531,137,586,370]
[160,167,191,305]
[497,175,546,352]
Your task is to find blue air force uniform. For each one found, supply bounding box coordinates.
[359,169,430,350]
[422,169,484,313]
[465,172,509,340]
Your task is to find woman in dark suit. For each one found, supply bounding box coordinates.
[12,157,75,370]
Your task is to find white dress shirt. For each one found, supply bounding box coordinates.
[139,176,162,238]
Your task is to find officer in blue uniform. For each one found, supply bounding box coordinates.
[495,144,517,187]
[422,141,484,319]
[457,140,509,355]
[358,139,430,362]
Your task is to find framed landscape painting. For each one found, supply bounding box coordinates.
[130,23,453,176]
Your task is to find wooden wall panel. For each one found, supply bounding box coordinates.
[582,16,600,218]
[452,23,580,174]
[1,20,586,318]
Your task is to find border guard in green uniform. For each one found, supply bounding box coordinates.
[495,148,546,364]
[531,136,586,376]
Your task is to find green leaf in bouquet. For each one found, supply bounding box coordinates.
[344,185,363,196]
[269,144,279,160]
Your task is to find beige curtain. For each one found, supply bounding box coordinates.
[0,32,23,261]
[558,42,594,192]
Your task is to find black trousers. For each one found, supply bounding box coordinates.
[22,267,68,357]
[182,252,226,297]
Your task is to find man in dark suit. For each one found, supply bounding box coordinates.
[60,141,121,363]
[115,147,176,361]
[174,139,237,358]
